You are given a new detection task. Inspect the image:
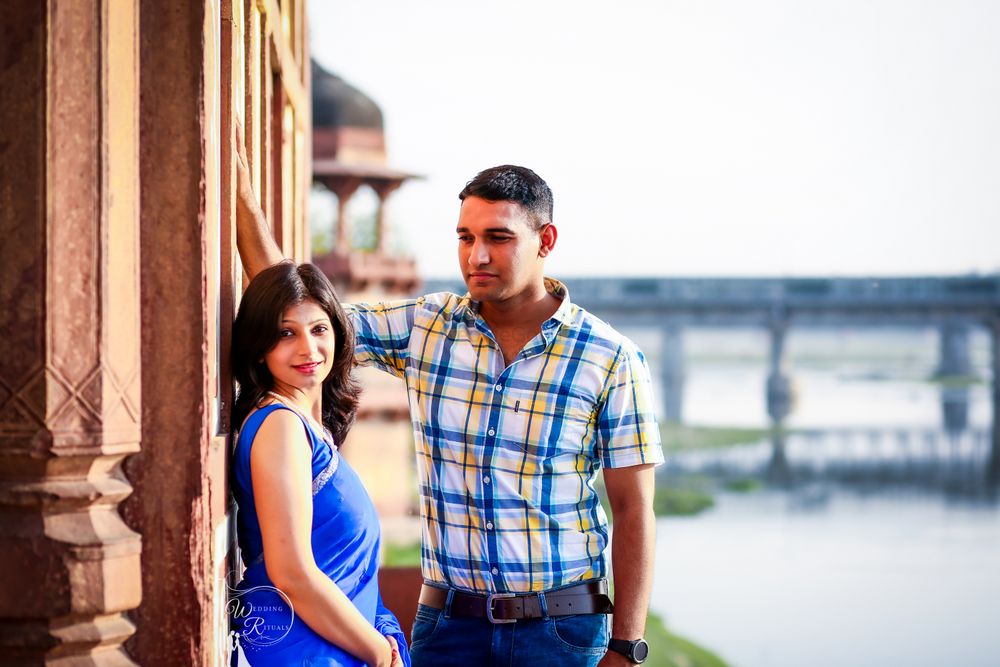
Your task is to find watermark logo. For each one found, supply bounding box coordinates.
[227,583,295,649]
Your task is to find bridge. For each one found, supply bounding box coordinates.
[421,275,1000,479]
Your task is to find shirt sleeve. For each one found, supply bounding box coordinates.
[346,297,424,379]
[595,341,665,469]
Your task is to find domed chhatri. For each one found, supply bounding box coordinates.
[311,59,387,165]
[310,58,421,294]
[311,59,383,131]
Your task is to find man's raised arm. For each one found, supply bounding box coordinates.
[234,122,284,280]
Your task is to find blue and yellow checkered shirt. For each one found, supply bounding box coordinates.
[348,278,663,593]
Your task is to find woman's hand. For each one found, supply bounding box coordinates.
[386,635,403,667]
[368,634,395,667]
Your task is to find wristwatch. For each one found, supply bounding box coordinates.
[608,637,649,664]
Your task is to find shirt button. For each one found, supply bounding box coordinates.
[483,475,491,485]
[487,428,495,436]
[491,567,499,575]
[495,384,503,391]
[486,521,494,529]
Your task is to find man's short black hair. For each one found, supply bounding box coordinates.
[458,165,554,230]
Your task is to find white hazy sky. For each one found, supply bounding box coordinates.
[308,0,1000,279]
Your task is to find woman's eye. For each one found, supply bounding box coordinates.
[313,325,329,334]
[279,329,293,338]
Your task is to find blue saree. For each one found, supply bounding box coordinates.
[230,403,410,666]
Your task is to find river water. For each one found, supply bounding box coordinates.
[630,327,1000,667]
[651,489,1000,667]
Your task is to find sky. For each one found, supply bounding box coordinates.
[308,0,1000,279]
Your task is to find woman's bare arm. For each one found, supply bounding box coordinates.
[250,409,392,667]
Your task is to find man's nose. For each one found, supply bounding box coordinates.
[469,240,489,266]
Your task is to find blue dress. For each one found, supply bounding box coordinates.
[230,403,410,666]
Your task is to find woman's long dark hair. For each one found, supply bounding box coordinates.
[231,261,361,444]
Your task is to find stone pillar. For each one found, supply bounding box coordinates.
[119,1,230,664]
[323,177,364,249]
[371,180,403,255]
[660,325,685,423]
[766,318,793,424]
[0,2,142,663]
[337,194,353,248]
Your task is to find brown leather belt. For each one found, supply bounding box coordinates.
[418,579,614,624]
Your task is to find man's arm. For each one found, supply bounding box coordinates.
[593,341,663,665]
[234,121,284,279]
[601,463,657,666]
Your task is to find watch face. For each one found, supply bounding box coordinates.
[632,640,650,662]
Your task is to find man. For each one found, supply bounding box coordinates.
[237,148,663,666]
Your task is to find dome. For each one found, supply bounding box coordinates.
[311,60,384,130]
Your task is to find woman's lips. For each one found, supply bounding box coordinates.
[292,361,322,374]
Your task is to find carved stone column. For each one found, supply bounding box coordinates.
[0,2,142,664]
[371,179,403,255]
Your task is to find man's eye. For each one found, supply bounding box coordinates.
[458,236,472,243]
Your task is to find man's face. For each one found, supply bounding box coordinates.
[457,196,545,303]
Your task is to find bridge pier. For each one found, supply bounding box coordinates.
[766,429,792,486]
[766,319,794,424]
[937,321,973,378]
[937,322,972,434]
[990,319,1000,484]
[660,324,685,423]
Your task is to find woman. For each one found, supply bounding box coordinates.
[229,261,409,667]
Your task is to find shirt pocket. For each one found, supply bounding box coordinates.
[495,387,597,462]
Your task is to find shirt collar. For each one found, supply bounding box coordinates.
[543,277,575,328]
[455,277,575,328]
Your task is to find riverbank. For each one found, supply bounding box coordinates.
[381,543,731,667]
[661,423,774,451]
[646,611,730,667]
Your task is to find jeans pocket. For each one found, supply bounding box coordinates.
[410,604,443,646]
[548,614,609,654]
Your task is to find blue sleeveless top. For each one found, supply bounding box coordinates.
[230,403,410,666]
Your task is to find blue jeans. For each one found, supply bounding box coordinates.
[409,596,609,667]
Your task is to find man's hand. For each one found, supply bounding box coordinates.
[598,650,635,667]
[232,119,284,279]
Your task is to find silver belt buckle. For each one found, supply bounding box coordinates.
[486,592,516,624]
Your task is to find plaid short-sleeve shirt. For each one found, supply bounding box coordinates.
[348,278,663,593]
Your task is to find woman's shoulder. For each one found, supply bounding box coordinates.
[237,404,308,453]
[250,403,309,439]
[237,402,282,441]
[243,405,314,467]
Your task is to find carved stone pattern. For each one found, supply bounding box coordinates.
[0,362,46,432]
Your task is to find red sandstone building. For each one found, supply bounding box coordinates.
[0,2,320,664]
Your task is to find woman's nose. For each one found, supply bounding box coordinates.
[299,334,318,356]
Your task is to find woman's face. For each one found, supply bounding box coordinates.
[264,299,336,396]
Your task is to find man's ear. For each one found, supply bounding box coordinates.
[538,223,558,257]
